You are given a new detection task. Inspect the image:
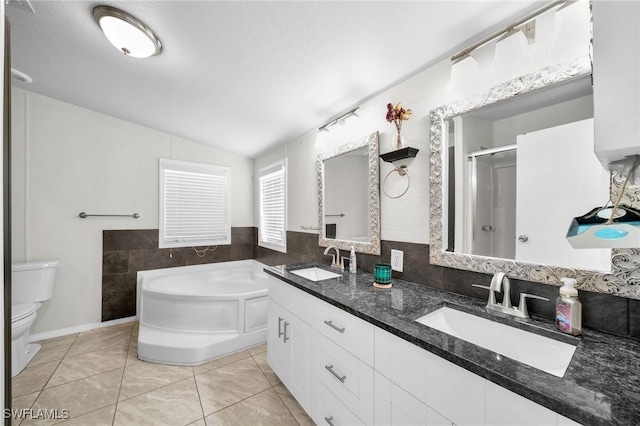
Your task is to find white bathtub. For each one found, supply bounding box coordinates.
[136,260,269,365]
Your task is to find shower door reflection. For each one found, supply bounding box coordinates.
[468,146,517,258]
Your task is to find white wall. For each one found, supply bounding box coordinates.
[11,89,254,334]
[492,95,593,147]
[254,0,592,249]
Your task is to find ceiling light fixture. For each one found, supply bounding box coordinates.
[92,5,162,58]
[450,0,565,63]
[318,107,360,133]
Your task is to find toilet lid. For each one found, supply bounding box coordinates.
[12,303,36,322]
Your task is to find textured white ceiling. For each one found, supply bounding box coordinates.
[6,1,542,158]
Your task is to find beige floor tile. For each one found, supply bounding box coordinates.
[252,351,282,386]
[78,323,133,337]
[28,335,78,368]
[12,360,59,398]
[196,357,271,416]
[119,358,193,401]
[21,369,123,426]
[10,391,40,426]
[55,404,115,426]
[192,350,251,375]
[114,377,203,426]
[204,388,298,426]
[46,347,127,388]
[66,328,131,357]
[248,343,267,356]
[187,420,206,426]
[274,384,314,426]
[126,339,138,360]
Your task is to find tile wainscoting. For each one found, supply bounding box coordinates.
[102,228,256,321]
[102,229,639,339]
[256,231,640,340]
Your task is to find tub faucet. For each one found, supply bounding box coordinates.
[323,246,343,271]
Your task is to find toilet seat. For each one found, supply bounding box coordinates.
[12,303,36,323]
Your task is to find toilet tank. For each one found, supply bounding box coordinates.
[11,260,59,305]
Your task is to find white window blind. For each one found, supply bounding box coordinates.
[159,159,231,248]
[258,160,287,253]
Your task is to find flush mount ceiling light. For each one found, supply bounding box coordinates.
[92,5,162,58]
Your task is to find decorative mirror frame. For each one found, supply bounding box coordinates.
[318,131,381,255]
[429,55,640,298]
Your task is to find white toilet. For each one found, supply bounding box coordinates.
[11,260,58,377]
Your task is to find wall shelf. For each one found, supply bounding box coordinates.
[380,147,419,163]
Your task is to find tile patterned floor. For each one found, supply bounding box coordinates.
[11,322,314,426]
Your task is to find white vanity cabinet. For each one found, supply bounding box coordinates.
[267,275,582,426]
[267,282,314,414]
[268,275,375,425]
[375,327,581,426]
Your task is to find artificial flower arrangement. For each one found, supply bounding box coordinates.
[386,102,412,135]
[386,102,412,149]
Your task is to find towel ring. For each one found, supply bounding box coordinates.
[383,165,410,199]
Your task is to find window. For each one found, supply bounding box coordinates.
[258,160,287,253]
[159,159,231,248]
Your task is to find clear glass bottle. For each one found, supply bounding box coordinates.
[555,278,582,336]
[349,246,357,273]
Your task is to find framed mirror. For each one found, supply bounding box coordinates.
[429,56,638,295]
[318,131,381,255]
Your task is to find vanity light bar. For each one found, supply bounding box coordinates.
[451,0,567,63]
[318,107,360,132]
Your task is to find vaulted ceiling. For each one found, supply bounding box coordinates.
[6,1,542,158]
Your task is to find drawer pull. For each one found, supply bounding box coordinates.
[324,320,345,334]
[325,364,346,383]
[324,416,335,426]
[283,321,290,343]
[278,317,284,338]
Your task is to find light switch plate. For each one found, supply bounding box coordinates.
[391,249,403,272]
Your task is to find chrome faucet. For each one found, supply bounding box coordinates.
[323,246,344,271]
[492,272,512,309]
[473,272,549,319]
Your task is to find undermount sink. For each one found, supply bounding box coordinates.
[416,307,577,377]
[289,267,342,282]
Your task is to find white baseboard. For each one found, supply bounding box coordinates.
[29,316,138,342]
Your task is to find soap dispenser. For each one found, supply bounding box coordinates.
[349,246,357,273]
[555,278,582,336]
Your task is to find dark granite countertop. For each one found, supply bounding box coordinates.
[264,262,640,426]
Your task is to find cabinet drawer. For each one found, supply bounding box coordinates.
[267,276,314,324]
[312,299,374,365]
[312,375,365,426]
[313,331,374,425]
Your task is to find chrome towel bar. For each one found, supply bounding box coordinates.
[79,212,139,219]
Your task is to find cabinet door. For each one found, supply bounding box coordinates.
[287,311,313,414]
[374,371,453,426]
[267,299,290,383]
[485,380,558,426]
